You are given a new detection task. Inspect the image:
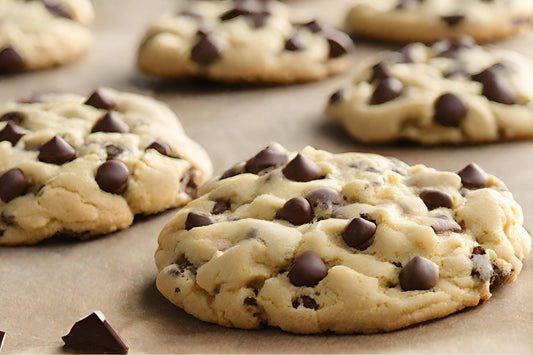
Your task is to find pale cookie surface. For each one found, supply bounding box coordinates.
[137,0,354,83]
[327,38,533,145]
[155,143,531,334]
[346,0,533,43]
[0,88,212,245]
[0,0,94,71]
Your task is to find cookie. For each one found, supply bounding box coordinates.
[137,0,354,83]
[326,38,533,145]
[0,0,94,71]
[0,88,212,245]
[346,0,532,43]
[155,144,531,334]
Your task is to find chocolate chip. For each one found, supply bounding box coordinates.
[212,200,231,215]
[0,47,25,71]
[221,161,246,179]
[328,89,344,105]
[431,216,461,233]
[220,6,270,28]
[185,211,215,230]
[282,153,322,182]
[441,14,465,26]
[399,256,439,291]
[243,297,257,306]
[301,295,318,310]
[389,43,416,64]
[0,111,24,124]
[301,20,323,33]
[419,190,453,210]
[305,187,344,210]
[62,311,128,354]
[370,62,393,83]
[146,140,172,157]
[0,331,5,349]
[38,136,76,164]
[180,168,199,198]
[288,250,328,287]
[191,33,221,66]
[91,112,129,133]
[85,90,115,110]
[39,0,72,19]
[341,217,377,250]
[245,145,287,174]
[0,121,26,145]
[95,160,129,194]
[472,246,486,255]
[0,168,27,203]
[104,144,124,160]
[324,30,353,58]
[370,77,403,105]
[434,36,474,59]
[490,263,512,289]
[276,197,313,225]
[433,93,467,127]
[285,33,305,51]
[481,76,515,105]
[471,63,505,83]
[457,163,488,188]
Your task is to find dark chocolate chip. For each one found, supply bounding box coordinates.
[490,263,512,289]
[431,216,461,233]
[245,145,287,174]
[434,36,474,58]
[370,77,403,105]
[0,111,24,124]
[301,20,323,33]
[305,187,344,210]
[62,311,128,354]
[84,90,115,110]
[324,30,354,58]
[282,153,322,182]
[191,34,221,66]
[180,168,199,198]
[472,246,486,255]
[95,160,129,194]
[276,197,313,225]
[301,296,318,310]
[105,144,124,160]
[244,297,257,306]
[40,0,72,19]
[328,89,344,105]
[419,190,453,210]
[0,168,27,203]
[399,256,439,291]
[221,161,246,179]
[371,62,393,83]
[91,112,129,133]
[38,136,76,165]
[288,250,328,287]
[341,217,377,250]
[0,121,26,145]
[471,63,506,83]
[146,140,172,157]
[0,330,5,349]
[471,64,515,104]
[212,200,231,215]
[220,5,270,28]
[185,211,215,230]
[441,14,465,26]
[457,163,488,189]
[433,93,467,127]
[285,33,305,51]
[0,47,25,71]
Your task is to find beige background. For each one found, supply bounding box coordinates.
[1,0,533,353]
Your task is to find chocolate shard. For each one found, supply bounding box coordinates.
[62,311,128,354]
[0,47,25,71]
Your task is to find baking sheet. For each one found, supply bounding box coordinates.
[1,0,533,353]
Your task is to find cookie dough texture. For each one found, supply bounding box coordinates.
[137,0,354,83]
[327,39,533,145]
[0,0,94,71]
[346,0,533,43]
[0,88,212,245]
[155,144,531,334]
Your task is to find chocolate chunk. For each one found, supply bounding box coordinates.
[95,160,129,194]
[245,145,287,174]
[62,311,128,354]
[212,200,231,215]
[0,330,5,351]
[0,121,26,145]
[419,190,453,210]
[91,112,129,133]
[370,62,393,83]
[105,144,124,160]
[191,34,221,66]
[288,250,328,287]
[282,153,322,182]
[276,197,313,225]
[433,93,467,127]
[0,168,27,203]
[221,161,246,179]
[146,140,172,157]
[431,216,461,233]
[328,89,344,105]
[0,111,24,124]
[38,136,76,164]
[370,77,403,105]
[285,33,305,51]
[400,256,439,291]
[441,14,465,26]
[185,211,215,230]
[306,187,344,210]
[85,89,115,110]
[457,163,488,188]
[301,20,323,33]
[324,31,354,58]
[341,217,377,250]
[0,47,25,71]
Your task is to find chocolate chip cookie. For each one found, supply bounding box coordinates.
[346,0,532,43]
[0,88,212,245]
[327,38,533,144]
[155,144,531,334]
[137,0,354,83]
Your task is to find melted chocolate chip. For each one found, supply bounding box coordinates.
[324,31,354,58]
[285,33,305,51]
[146,140,172,157]
[306,187,344,210]
[191,33,221,66]
[245,145,287,174]
[288,250,328,287]
[95,160,129,194]
[399,256,439,291]
[433,93,467,127]
[84,90,115,110]
[0,111,24,124]
[276,197,313,225]
[370,77,403,105]
[341,217,377,250]
[419,190,453,210]
[457,163,488,189]
[282,153,322,182]
[91,112,128,133]
[212,200,231,215]
[185,212,215,230]
[0,168,27,203]
[0,47,25,71]
[370,62,393,83]
[0,121,26,145]
[328,89,344,105]
[38,136,76,165]
[441,14,465,26]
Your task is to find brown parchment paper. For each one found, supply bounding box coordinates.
[1,0,533,353]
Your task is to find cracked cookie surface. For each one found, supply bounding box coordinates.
[327,38,533,145]
[137,0,354,83]
[155,143,531,334]
[0,88,212,245]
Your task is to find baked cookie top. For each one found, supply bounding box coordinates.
[0,0,94,71]
[0,88,212,245]
[155,144,531,334]
[346,0,532,43]
[137,0,354,83]
[327,38,533,145]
